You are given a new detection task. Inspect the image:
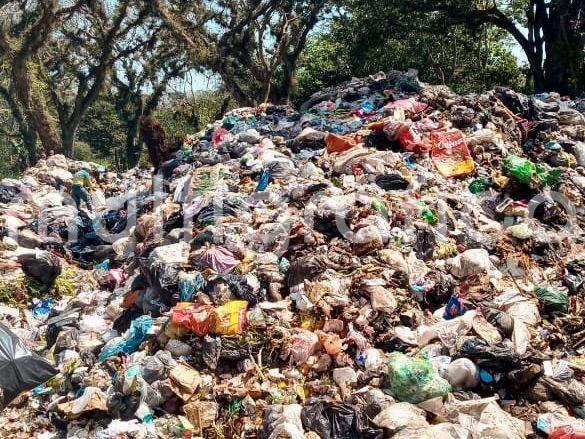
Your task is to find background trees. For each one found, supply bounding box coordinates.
[0,0,583,177]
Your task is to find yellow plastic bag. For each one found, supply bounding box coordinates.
[211,300,248,335]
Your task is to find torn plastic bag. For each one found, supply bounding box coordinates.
[540,377,585,406]
[146,242,189,293]
[259,404,304,439]
[536,286,569,314]
[0,322,58,409]
[375,174,409,191]
[373,402,428,431]
[301,398,382,439]
[201,335,221,370]
[57,387,107,420]
[46,308,81,349]
[414,228,436,261]
[211,300,248,336]
[480,306,514,338]
[171,303,214,337]
[99,315,152,361]
[178,271,206,302]
[196,246,240,274]
[257,169,271,191]
[196,197,250,224]
[430,129,475,178]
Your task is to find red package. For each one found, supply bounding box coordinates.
[430,129,475,177]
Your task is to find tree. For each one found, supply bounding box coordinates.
[0,1,159,159]
[112,43,189,168]
[77,93,126,170]
[0,0,86,158]
[0,69,38,164]
[344,0,585,95]
[45,0,158,156]
[457,0,585,95]
[317,2,525,97]
[294,32,353,106]
[153,0,329,106]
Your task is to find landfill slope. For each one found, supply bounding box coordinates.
[0,70,585,438]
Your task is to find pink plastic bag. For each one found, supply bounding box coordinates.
[384,98,428,116]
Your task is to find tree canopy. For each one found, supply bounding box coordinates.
[0,0,583,175]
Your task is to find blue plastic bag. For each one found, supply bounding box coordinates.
[32,299,54,320]
[360,100,374,113]
[179,271,206,302]
[99,315,152,361]
[444,295,465,320]
[256,170,271,192]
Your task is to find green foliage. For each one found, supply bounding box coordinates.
[293,0,526,104]
[294,33,353,106]
[77,95,127,170]
[0,137,28,178]
[155,90,236,140]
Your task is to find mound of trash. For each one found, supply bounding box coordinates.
[1,70,585,438]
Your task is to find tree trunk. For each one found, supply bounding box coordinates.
[126,118,141,168]
[0,84,40,164]
[61,127,75,157]
[23,128,38,164]
[541,5,584,96]
[12,59,61,155]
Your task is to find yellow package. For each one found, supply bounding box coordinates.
[212,300,248,335]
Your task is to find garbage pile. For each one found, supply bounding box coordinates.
[1,70,585,438]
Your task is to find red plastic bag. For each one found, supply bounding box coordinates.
[383,122,429,155]
[212,127,233,147]
[171,303,214,337]
[549,427,585,439]
[430,129,475,177]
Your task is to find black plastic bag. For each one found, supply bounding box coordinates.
[414,228,436,261]
[375,174,409,191]
[301,398,382,439]
[18,251,62,286]
[201,336,221,370]
[458,337,521,371]
[206,275,266,306]
[46,308,81,349]
[0,323,58,409]
[196,197,250,224]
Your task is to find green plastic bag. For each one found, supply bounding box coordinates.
[503,155,561,187]
[536,287,568,314]
[468,178,491,194]
[386,352,451,404]
[371,198,388,216]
